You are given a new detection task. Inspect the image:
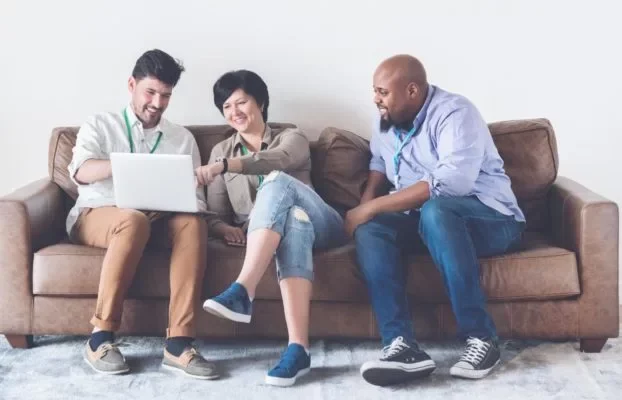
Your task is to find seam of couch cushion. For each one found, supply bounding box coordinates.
[488,292,580,301]
[35,253,104,257]
[484,253,575,261]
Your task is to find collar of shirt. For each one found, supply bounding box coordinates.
[390,85,436,137]
[233,124,272,152]
[124,104,164,138]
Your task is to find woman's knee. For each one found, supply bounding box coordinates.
[283,206,314,238]
[263,170,294,185]
[258,171,295,195]
[250,171,295,219]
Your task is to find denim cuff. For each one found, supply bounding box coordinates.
[277,267,314,282]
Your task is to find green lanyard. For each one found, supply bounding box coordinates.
[123,108,163,153]
[240,145,264,186]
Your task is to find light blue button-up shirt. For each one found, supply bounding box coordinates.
[369,85,525,222]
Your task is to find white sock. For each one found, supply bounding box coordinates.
[290,343,310,355]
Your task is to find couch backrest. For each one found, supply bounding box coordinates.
[49,118,557,232]
[310,119,558,232]
[48,123,295,211]
[489,118,558,231]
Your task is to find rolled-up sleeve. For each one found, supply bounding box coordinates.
[424,107,486,198]
[369,131,386,174]
[68,118,106,185]
[239,128,310,175]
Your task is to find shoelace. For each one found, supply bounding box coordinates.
[96,341,128,356]
[382,336,410,358]
[459,337,491,365]
[179,347,201,366]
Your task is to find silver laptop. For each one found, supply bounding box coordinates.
[110,152,200,213]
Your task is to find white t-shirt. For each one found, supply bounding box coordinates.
[66,105,207,235]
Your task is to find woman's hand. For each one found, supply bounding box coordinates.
[213,223,246,245]
[195,162,225,186]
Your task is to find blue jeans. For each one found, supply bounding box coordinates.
[354,196,525,346]
[247,171,348,281]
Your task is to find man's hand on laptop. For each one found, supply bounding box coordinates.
[195,162,224,186]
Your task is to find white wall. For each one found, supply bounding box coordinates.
[2,0,621,297]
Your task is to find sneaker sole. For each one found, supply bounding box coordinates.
[162,363,220,380]
[360,360,436,386]
[265,367,310,387]
[203,299,251,323]
[83,356,130,375]
[449,359,500,379]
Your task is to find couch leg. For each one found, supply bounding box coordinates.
[580,338,607,353]
[5,334,34,349]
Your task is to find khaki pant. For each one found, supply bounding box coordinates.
[72,207,207,338]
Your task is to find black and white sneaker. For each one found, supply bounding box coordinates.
[450,337,500,379]
[360,336,436,386]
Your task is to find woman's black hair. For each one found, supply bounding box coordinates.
[213,70,269,121]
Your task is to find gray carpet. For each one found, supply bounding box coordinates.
[1,332,620,400]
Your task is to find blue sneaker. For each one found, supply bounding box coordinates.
[202,283,252,323]
[265,343,311,387]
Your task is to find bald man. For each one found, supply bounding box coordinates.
[345,55,525,386]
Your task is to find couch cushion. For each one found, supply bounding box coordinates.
[406,232,579,302]
[488,119,558,232]
[32,239,368,302]
[33,242,173,297]
[310,127,371,209]
[33,233,578,303]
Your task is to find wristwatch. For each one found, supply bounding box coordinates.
[215,157,228,174]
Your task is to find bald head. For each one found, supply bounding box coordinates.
[373,54,429,132]
[375,54,427,88]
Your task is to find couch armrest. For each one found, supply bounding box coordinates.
[0,178,65,334]
[549,176,619,338]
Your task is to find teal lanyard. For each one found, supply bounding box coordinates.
[392,124,419,190]
[240,145,264,186]
[123,108,163,153]
[391,86,436,190]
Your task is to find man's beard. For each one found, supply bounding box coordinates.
[140,108,162,128]
[379,116,393,132]
[379,110,415,133]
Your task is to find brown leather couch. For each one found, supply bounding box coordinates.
[1,119,618,352]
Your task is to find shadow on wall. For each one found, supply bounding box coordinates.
[276,97,374,141]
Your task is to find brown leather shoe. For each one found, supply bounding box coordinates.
[84,341,130,375]
[162,347,220,380]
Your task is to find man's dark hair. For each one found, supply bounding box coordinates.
[132,49,185,87]
[213,70,269,122]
